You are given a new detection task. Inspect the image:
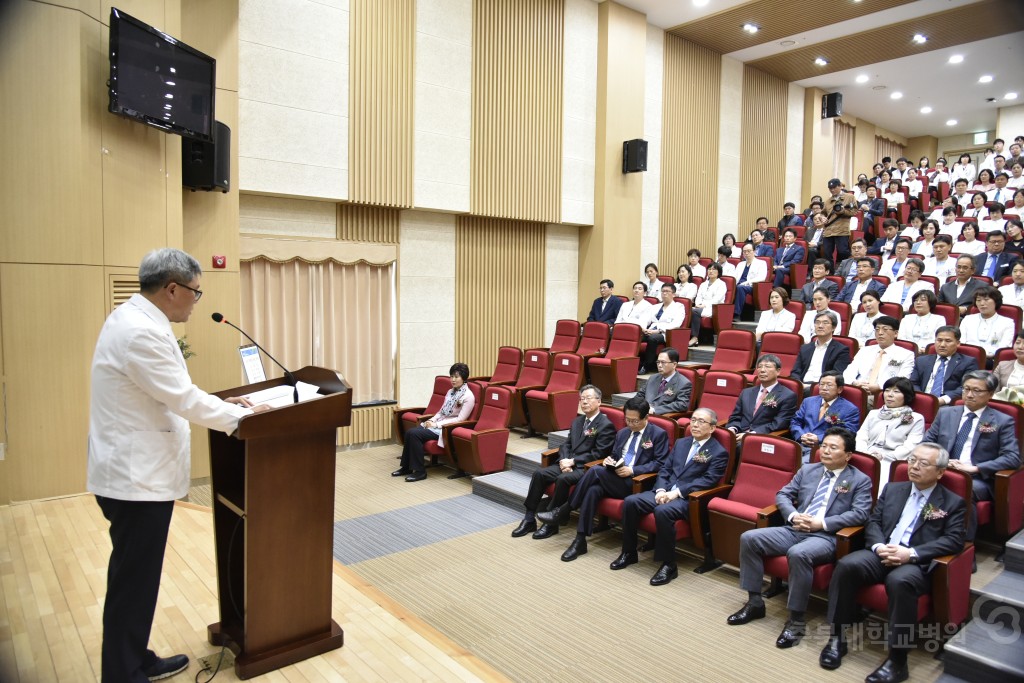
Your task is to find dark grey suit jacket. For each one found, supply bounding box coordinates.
[644,372,692,414]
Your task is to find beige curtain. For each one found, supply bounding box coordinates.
[875,136,905,165]
[833,120,855,184]
[240,257,395,404]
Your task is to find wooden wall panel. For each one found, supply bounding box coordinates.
[738,66,788,235]
[471,0,563,223]
[455,216,545,374]
[658,36,721,268]
[338,204,400,244]
[337,405,393,446]
[349,0,415,207]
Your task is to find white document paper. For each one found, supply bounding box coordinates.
[243,381,322,409]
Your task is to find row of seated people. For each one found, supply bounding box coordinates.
[508,378,1000,683]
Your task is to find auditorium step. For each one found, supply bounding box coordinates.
[1005,531,1024,573]
[473,449,547,511]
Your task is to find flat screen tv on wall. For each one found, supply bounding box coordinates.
[107,7,216,141]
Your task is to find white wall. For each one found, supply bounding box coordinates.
[414,0,472,212]
[238,0,349,200]
[640,24,663,270]
[398,210,456,406]
[238,194,336,238]
[544,225,580,341]
[715,56,743,241]
[997,104,1024,144]
[785,83,805,207]
[561,0,599,226]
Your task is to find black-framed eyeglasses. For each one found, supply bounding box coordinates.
[167,281,203,301]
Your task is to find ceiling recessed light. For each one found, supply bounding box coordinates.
[912,34,927,44]
[979,75,993,83]
[780,40,797,46]
[920,106,932,114]
[948,54,964,64]
[742,23,759,34]
[946,119,958,126]
[890,91,903,100]
[814,57,828,66]
[1007,92,1019,100]
[856,74,869,84]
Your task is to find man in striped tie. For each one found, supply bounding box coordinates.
[726,428,873,650]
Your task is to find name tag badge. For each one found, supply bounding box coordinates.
[562,358,569,366]
[762,443,775,454]
[491,393,499,400]
[717,378,727,387]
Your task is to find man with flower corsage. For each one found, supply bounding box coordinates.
[726,354,798,442]
[790,371,861,463]
[923,370,1021,540]
[822,443,966,683]
[726,428,872,653]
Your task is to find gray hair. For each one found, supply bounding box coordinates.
[757,354,782,370]
[962,370,999,393]
[580,384,603,400]
[814,311,838,328]
[138,248,202,293]
[693,407,718,425]
[916,442,950,469]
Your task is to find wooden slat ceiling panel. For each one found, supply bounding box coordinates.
[667,0,914,55]
[747,0,1024,82]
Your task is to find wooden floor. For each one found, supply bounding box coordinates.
[0,494,508,683]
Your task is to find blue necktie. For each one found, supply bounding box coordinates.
[987,257,998,279]
[624,431,640,467]
[740,264,750,284]
[890,490,925,546]
[803,470,834,517]
[951,412,977,461]
[684,439,699,465]
[930,357,947,397]
[893,260,901,278]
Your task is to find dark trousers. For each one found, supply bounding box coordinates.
[621,490,690,564]
[827,548,930,656]
[524,464,585,515]
[821,235,850,266]
[773,268,790,288]
[568,466,633,535]
[968,476,993,541]
[641,333,666,370]
[96,495,175,683]
[400,426,438,475]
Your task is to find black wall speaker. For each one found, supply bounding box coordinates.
[182,120,230,192]
[821,92,843,119]
[622,139,648,174]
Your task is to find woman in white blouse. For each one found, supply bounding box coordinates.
[643,263,662,297]
[688,262,727,347]
[994,330,1024,395]
[937,207,960,238]
[615,281,654,325]
[755,287,797,342]
[722,234,742,259]
[673,264,698,301]
[855,377,925,490]
[998,261,1024,309]
[687,249,707,278]
[897,290,945,351]
[1008,190,1024,218]
[911,220,937,258]
[974,169,996,194]
[955,222,986,257]
[881,258,932,311]
[850,290,884,347]
[797,287,843,342]
[960,286,1016,359]
[900,211,925,240]
[951,153,977,185]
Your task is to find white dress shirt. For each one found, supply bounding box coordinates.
[755,308,797,337]
[881,279,934,311]
[961,312,1016,355]
[924,256,956,280]
[798,310,844,343]
[645,301,687,331]
[998,283,1024,309]
[615,299,653,325]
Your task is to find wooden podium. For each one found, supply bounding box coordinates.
[206,366,352,679]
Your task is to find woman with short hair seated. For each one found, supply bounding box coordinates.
[897,290,944,352]
[855,377,925,490]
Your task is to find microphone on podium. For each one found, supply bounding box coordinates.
[211,312,297,403]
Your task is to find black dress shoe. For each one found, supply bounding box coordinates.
[818,636,847,670]
[727,602,766,625]
[775,620,806,648]
[537,503,570,526]
[405,471,426,482]
[649,563,678,586]
[610,552,638,570]
[511,520,537,538]
[561,537,588,562]
[865,658,908,683]
[532,523,558,539]
[391,468,409,477]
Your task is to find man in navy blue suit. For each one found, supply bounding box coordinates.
[611,406,729,585]
[751,222,776,257]
[772,228,806,287]
[727,428,873,650]
[538,395,669,562]
[727,354,798,441]
[909,326,979,406]
[836,258,886,305]
[975,231,1019,282]
[586,279,622,325]
[790,372,861,462]
[821,443,966,683]
[923,370,1020,539]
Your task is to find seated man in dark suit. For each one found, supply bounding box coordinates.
[612,407,729,585]
[751,224,776,257]
[643,348,692,415]
[586,278,622,325]
[867,219,900,259]
[777,202,804,231]
[789,312,851,385]
[923,370,1021,539]
[859,183,886,228]
[836,257,886,304]
[790,372,861,462]
[835,238,868,283]
[772,228,806,287]
[822,443,966,683]
[538,395,669,562]
[727,428,873,649]
[975,231,1019,282]
[726,354,798,442]
[799,259,838,306]
[511,385,616,539]
[909,326,979,406]
[938,255,986,318]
